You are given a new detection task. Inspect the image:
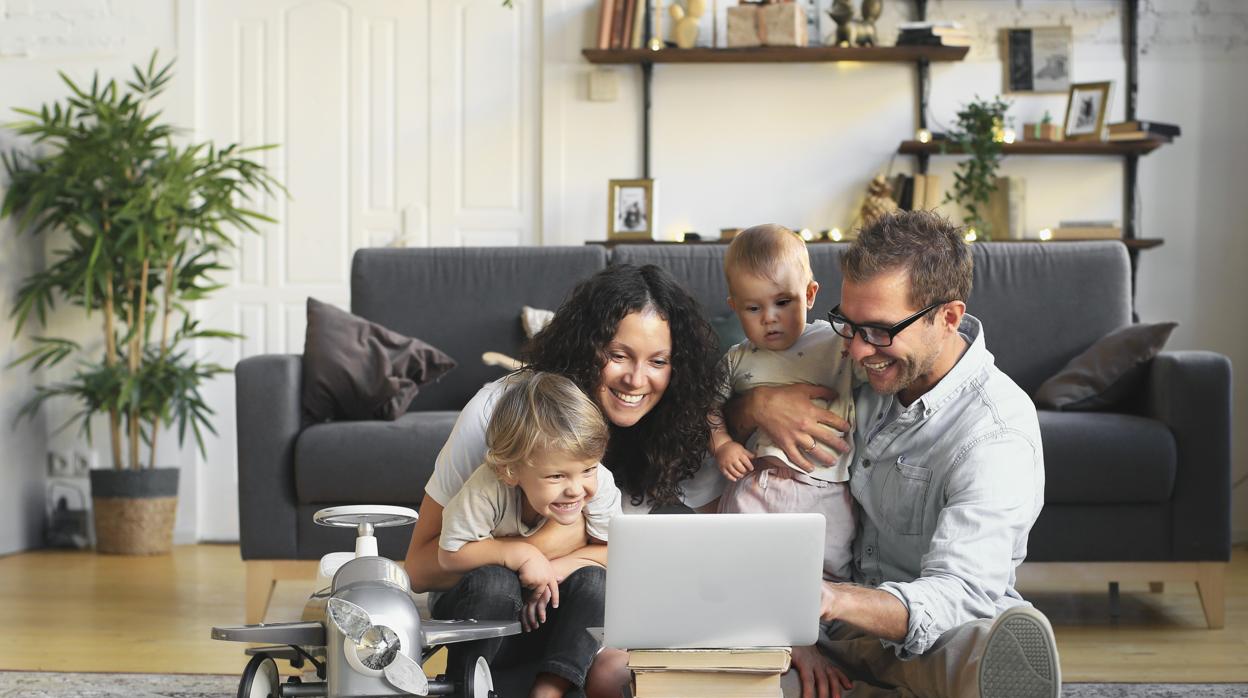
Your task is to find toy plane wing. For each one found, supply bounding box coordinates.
[211,621,326,646]
[421,619,520,645]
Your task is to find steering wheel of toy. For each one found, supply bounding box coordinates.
[313,505,419,532]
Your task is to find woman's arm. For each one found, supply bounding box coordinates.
[724,384,850,473]
[404,495,588,592]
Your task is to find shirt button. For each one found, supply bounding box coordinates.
[865,546,874,555]
[863,459,872,468]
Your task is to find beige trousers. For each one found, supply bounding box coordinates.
[780,619,995,698]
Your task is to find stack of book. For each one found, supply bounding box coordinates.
[895,21,971,48]
[1048,220,1121,240]
[1106,120,1181,143]
[890,173,943,212]
[628,647,792,698]
[596,0,648,50]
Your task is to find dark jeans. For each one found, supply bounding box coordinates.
[432,564,606,690]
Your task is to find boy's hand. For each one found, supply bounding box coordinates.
[522,586,554,632]
[516,552,561,610]
[715,440,756,482]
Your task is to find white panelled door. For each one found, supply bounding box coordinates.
[188,0,538,541]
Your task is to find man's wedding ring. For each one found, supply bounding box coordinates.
[803,441,818,453]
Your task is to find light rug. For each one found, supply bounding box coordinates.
[2,672,1247,697]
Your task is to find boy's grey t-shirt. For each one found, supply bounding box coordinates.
[439,462,622,552]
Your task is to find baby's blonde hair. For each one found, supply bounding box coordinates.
[724,224,813,292]
[484,370,608,479]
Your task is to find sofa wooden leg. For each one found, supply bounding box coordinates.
[1195,562,1227,630]
[1148,582,1165,593]
[246,561,277,624]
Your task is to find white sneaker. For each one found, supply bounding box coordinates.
[978,605,1061,698]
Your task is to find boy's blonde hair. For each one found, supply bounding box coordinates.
[724,224,813,292]
[484,370,608,479]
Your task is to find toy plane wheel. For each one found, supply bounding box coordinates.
[465,655,496,698]
[238,652,279,698]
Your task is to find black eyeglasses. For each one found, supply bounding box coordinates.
[827,301,950,348]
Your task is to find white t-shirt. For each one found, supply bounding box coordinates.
[439,462,621,552]
[427,378,724,514]
[719,320,858,482]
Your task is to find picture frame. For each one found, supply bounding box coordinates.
[608,178,656,240]
[1063,81,1112,141]
[1002,26,1072,93]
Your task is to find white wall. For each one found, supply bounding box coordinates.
[0,0,189,555]
[544,0,1248,540]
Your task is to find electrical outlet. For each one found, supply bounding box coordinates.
[47,451,69,477]
[71,451,97,477]
[588,69,619,102]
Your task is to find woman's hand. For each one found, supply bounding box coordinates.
[727,384,849,473]
[714,440,756,482]
[791,645,853,698]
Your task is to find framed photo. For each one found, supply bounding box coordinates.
[1063,81,1112,141]
[1003,27,1072,93]
[608,178,655,240]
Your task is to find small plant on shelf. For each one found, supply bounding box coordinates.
[943,95,1010,240]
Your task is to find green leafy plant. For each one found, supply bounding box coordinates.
[943,96,1011,239]
[2,54,282,470]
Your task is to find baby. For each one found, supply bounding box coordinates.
[711,224,858,581]
[439,370,620,698]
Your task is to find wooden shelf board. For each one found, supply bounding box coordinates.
[582,45,970,64]
[899,139,1166,156]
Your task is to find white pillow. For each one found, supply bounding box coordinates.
[521,305,555,339]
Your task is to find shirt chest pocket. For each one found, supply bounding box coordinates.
[881,457,932,536]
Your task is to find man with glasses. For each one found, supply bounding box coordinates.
[729,210,1058,698]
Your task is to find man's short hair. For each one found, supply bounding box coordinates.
[841,210,973,309]
[724,224,813,289]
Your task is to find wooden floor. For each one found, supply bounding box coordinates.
[0,544,1245,682]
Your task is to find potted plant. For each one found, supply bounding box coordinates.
[942,96,1011,240]
[2,55,280,554]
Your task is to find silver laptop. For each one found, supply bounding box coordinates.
[604,513,825,649]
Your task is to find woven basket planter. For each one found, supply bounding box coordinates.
[89,468,179,555]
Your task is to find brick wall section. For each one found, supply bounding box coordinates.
[0,0,131,58]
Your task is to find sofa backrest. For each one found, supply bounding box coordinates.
[615,241,1132,395]
[350,240,1132,410]
[351,246,608,411]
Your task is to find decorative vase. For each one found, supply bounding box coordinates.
[89,468,179,555]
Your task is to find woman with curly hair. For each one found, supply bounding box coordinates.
[403,263,724,698]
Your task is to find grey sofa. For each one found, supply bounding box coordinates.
[236,242,1232,628]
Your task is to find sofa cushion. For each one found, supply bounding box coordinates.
[1033,321,1177,410]
[302,298,456,422]
[967,242,1132,395]
[352,247,608,411]
[1039,410,1176,504]
[295,411,460,504]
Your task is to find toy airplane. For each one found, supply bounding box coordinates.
[213,505,520,697]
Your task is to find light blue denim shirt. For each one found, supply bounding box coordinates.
[849,314,1044,659]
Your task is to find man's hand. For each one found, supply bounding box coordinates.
[727,384,850,473]
[714,440,756,482]
[791,645,853,698]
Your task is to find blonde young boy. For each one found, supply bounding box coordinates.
[712,225,858,581]
[439,370,621,698]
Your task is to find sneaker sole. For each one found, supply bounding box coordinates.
[979,607,1060,698]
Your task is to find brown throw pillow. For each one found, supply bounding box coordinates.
[302,298,456,422]
[1033,322,1177,411]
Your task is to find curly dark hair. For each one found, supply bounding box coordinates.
[521,264,723,507]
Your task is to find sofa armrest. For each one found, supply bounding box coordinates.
[236,354,305,560]
[1144,350,1233,561]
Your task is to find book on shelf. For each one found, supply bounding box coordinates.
[1048,226,1122,240]
[596,0,614,49]
[984,176,1025,240]
[632,669,783,698]
[896,30,971,48]
[627,647,793,673]
[897,20,963,31]
[630,0,646,49]
[1107,120,1181,138]
[610,0,629,49]
[1106,130,1172,143]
